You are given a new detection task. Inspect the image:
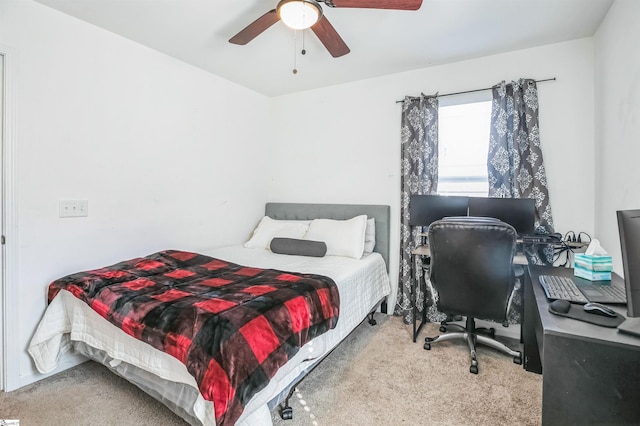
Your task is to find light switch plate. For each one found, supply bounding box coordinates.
[59,200,88,217]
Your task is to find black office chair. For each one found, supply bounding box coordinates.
[424,216,522,374]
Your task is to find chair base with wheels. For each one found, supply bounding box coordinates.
[424,316,522,374]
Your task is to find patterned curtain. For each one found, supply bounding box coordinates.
[488,79,555,269]
[484,79,555,324]
[395,95,439,323]
[488,79,554,232]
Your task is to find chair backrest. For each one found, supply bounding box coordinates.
[427,216,517,321]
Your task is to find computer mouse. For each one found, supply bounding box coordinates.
[550,299,571,314]
[583,302,617,318]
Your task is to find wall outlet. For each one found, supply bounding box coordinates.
[59,200,88,218]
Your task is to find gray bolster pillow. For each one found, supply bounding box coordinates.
[270,238,327,257]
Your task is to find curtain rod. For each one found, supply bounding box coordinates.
[395,77,556,103]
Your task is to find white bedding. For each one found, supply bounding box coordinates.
[28,246,391,426]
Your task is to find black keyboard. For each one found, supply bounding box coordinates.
[538,275,589,304]
[592,281,627,303]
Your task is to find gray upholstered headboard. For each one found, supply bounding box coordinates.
[265,203,391,271]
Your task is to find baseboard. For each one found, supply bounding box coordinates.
[18,353,88,390]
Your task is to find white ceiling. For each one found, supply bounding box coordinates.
[34,0,614,97]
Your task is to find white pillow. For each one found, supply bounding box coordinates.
[244,216,310,249]
[304,215,368,259]
[364,218,376,254]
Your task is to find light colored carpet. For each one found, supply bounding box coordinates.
[0,357,187,425]
[0,315,542,425]
[271,315,542,425]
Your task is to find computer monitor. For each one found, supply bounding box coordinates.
[468,197,536,235]
[409,195,469,226]
[617,209,640,318]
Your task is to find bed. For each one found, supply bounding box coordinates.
[28,202,391,426]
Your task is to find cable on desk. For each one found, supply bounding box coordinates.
[554,243,571,267]
[578,231,592,244]
[553,231,592,267]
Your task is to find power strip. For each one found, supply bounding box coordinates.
[565,241,587,249]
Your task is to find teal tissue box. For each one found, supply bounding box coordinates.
[574,253,613,281]
[574,267,612,281]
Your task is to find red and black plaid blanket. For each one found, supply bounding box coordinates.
[48,250,340,426]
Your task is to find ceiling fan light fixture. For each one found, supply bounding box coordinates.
[277,0,323,30]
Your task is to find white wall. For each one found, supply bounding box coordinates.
[594,0,640,274]
[1,0,273,387]
[270,39,596,310]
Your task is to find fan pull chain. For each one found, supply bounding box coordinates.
[292,30,309,75]
[301,29,306,55]
[292,30,298,74]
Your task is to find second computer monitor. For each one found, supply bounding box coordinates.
[409,195,469,226]
[468,197,535,235]
[617,209,640,318]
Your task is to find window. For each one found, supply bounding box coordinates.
[438,94,492,197]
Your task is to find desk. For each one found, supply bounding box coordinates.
[523,265,640,424]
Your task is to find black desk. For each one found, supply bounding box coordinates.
[524,265,640,424]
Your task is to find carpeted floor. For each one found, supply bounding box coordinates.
[271,315,542,425]
[0,315,542,425]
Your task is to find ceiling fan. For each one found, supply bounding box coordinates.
[229,0,423,58]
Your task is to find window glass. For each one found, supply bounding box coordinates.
[438,98,492,197]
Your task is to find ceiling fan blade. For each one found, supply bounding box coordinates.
[229,9,280,45]
[328,0,422,10]
[311,16,350,58]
